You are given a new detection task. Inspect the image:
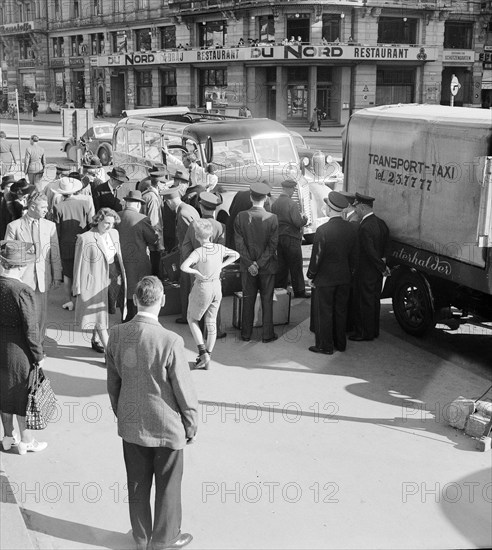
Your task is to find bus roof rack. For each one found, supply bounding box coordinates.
[121,106,244,121]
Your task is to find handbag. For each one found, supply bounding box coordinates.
[25,363,57,430]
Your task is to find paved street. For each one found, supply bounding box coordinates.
[1,119,491,550]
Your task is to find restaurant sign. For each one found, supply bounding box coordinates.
[0,21,34,34]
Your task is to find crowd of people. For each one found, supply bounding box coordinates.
[0,151,390,550]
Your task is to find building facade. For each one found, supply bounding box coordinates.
[0,0,490,122]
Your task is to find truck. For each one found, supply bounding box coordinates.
[342,104,492,335]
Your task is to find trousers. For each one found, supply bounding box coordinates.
[312,284,350,351]
[240,271,275,340]
[275,235,305,296]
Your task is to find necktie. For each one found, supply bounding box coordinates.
[31,218,40,261]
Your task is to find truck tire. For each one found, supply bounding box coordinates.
[392,271,435,336]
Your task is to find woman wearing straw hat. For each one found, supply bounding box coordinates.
[51,177,93,312]
[0,240,48,454]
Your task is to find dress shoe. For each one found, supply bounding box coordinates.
[262,333,278,343]
[175,318,188,324]
[348,335,374,342]
[309,346,333,355]
[2,433,20,450]
[241,336,251,342]
[294,292,309,299]
[91,339,105,353]
[162,533,193,549]
[18,439,48,455]
[216,331,227,339]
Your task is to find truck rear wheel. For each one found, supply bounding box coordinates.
[392,272,435,336]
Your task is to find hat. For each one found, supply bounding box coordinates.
[68,171,82,181]
[339,191,356,205]
[173,170,189,183]
[83,158,102,169]
[10,179,34,196]
[149,170,168,182]
[160,185,181,200]
[55,165,72,174]
[354,192,375,207]
[1,174,15,190]
[123,190,145,204]
[107,167,129,183]
[280,179,297,189]
[250,182,271,198]
[199,191,222,210]
[0,240,36,266]
[324,191,349,212]
[51,176,83,195]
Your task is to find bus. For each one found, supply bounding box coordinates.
[112,110,341,239]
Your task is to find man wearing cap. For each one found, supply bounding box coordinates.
[162,186,200,324]
[271,179,308,298]
[181,191,226,338]
[51,177,93,311]
[307,191,358,354]
[350,192,390,341]
[6,192,63,346]
[234,182,279,343]
[93,167,128,212]
[141,171,166,277]
[117,190,159,321]
[340,191,360,224]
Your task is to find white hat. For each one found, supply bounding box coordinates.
[51,176,83,195]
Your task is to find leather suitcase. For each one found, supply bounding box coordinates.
[220,263,242,296]
[160,282,181,316]
[233,288,292,329]
[161,250,181,282]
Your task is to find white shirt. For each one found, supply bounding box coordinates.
[137,311,159,321]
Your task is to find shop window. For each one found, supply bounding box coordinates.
[200,69,227,86]
[199,21,227,48]
[136,28,152,51]
[259,15,275,43]
[287,85,308,119]
[317,67,332,83]
[444,21,474,49]
[136,70,152,106]
[160,26,176,49]
[286,13,310,44]
[322,15,341,43]
[378,17,418,45]
[287,66,308,82]
[376,69,415,105]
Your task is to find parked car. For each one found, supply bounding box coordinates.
[61,122,115,166]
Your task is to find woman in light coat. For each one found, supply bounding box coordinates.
[72,207,127,353]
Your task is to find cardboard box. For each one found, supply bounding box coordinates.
[233,288,291,329]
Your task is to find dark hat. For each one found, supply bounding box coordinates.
[280,179,298,189]
[354,192,375,207]
[107,166,129,183]
[10,178,34,196]
[124,190,145,204]
[55,165,72,174]
[51,176,83,195]
[173,170,189,183]
[149,170,168,183]
[250,182,271,198]
[68,171,82,181]
[83,157,102,168]
[339,191,356,205]
[1,174,15,189]
[199,191,222,210]
[324,191,349,212]
[160,185,181,200]
[0,240,36,266]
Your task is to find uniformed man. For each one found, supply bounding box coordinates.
[234,182,279,343]
[162,185,200,324]
[307,191,358,354]
[340,191,360,224]
[349,192,390,341]
[271,179,308,297]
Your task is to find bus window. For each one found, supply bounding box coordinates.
[253,136,297,164]
[128,129,143,157]
[144,131,162,163]
[114,127,127,153]
[211,139,254,169]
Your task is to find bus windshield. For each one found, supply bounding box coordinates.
[253,135,297,165]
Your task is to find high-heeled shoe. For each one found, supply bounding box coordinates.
[91,339,105,353]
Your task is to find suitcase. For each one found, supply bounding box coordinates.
[232,288,292,329]
[161,250,181,282]
[160,281,182,316]
[220,263,242,296]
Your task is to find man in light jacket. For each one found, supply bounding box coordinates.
[107,276,198,550]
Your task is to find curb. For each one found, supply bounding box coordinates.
[0,469,34,549]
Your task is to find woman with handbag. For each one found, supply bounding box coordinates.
[0,240,48,454]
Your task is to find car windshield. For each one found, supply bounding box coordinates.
[94,125,115,137]
[253,135,298,164]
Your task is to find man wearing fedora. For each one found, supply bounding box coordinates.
[141,171,167,277]
[307,191,358,354]
[350,192,390,342]
[93,166,128,212]
[51,177,93,311]
[6,192,63,346]
[117,190,159,322]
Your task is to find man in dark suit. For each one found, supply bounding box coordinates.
[350,192,390,341]
[107,276,197,550]
[307,191,358,354]
[93,166,128,212]
[234,182,279,343]
[117,190,159,322]
[271,179,308,297]
[162,185,200,324]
